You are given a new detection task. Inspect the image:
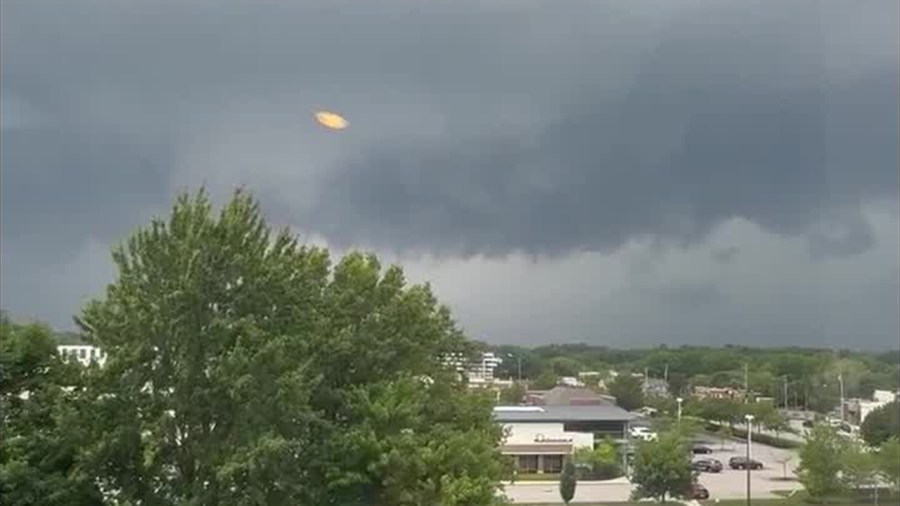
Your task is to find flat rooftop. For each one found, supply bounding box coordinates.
[493,404,636,423]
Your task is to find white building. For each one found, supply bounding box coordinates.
[57,344,107,367]
[442,351,503,385]
[494,404,635,474]
[846,389,899,425]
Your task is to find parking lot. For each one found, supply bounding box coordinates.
[503,439,803,504]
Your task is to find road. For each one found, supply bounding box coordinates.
[502,440,802,504]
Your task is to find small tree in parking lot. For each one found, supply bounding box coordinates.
[629,432,693,503]
[559,459,577,505]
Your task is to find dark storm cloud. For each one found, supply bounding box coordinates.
[308,10,898,256]
[2,1,897,256]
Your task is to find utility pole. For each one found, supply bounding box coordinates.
[783,376,789,410]
[744,363,749,403]
[838,373,845,423]
[664,363,669,383]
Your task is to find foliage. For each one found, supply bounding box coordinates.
[666,372,689,397]
[559,459,577,504]
[797,423,851,501]
[841,440,879,493]
[532,370,559,390]
[482,343,900,415]
[860,401,900,447]
[0,321,103,505]
[608,373,645,411]
[71,190,507,506]
[498,382,526,405]
[629,431,693,503]
[572,440,621,480]
[877,437,900,492]
[725,426,801,449]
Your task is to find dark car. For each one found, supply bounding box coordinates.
[729,456,763,470]
[692,458,723,473]
[802,420,814,428]
[689,483,710,500]
[691,444,714,454]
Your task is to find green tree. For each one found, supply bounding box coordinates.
[608,373,645,412]
[559,459,577,505]
[532,370,558,390]
[878,437,900,493]
[629,432,693,503]
[667,372,689,397]
[841,441,878,494]
[73,190,507,506]
[498,382,527,405]
[797,423,849,502]
[572,439,621,480]
[0,321,103,505]
[861,401,900,447]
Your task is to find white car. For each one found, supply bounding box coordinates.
[630,426,658,441]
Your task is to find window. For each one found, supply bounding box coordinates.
[517,455,538,473]
[79,348,86,358]
[543,455,563,474]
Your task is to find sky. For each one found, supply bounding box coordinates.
[1,0,898,350]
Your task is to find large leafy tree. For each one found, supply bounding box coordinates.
[73,190,507,506]
[797,423,849,502]
[629,431,693,503]
[0,320,103,505]
[860,401,900,447]
[878,437,900,493]
[607,373,645,412]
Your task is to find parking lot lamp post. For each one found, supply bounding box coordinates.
[745,414,754,506]
[676,397,683,423]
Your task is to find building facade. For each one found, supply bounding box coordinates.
[494,404,635,474]
[57,344,106,367]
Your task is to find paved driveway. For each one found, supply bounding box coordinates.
[503,440,803,504]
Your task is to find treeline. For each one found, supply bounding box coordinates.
[484,343,900,412]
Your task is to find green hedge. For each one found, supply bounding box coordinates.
[709,424,801,449]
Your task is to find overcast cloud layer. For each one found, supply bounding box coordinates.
[2,0,898,349]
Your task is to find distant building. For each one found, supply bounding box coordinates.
[643,378,670,398]
[57,344,106,367]
[494,404,636,475]
[844,389,899,425]
[442,351,504,386]
[692,386,743,401]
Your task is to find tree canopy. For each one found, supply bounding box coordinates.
[0,320,102,505]
[68,190,507,506]
[629,431,693,503]
[797,423,850,501]
[607,373,645,412]
[860,400,900,447]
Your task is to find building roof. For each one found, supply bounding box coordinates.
[493,404,636,423]
[529,386,616,406]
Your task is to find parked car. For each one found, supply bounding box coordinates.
[729,456,763,470]
[691,444,714,454]
[692,458,723,473]
[629,426,658,441]
[802,420,814,428]
[689,483,710,500]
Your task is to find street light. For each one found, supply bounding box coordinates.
[745,414,755,506]
[676,397,683,423]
